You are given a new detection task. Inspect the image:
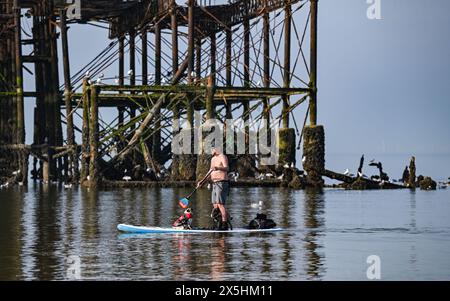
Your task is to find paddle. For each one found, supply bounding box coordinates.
[179,169,213,209]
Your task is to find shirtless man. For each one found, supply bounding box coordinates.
[197,147,230,230]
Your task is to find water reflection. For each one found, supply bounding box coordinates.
[1,185,330,280]
[303,188,325,280]
[3,185,448,280]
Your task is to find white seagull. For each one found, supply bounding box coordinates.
[344,169,350,176]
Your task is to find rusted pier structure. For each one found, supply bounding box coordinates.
[0,0,323,187]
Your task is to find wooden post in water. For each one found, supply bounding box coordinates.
[262,2,272,167]
[89,86,99,187]
[170,0,180,180]
[49,11,63,180]
[60,9,77,182]
[13,0,26,183]
[80,80,90,182]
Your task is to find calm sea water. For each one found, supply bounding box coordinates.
[0,184,449,281]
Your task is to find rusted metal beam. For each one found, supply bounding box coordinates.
[118,35,125,136]
[282,1,291,128]
[226,28,232,87]
[187,0,195,84]
[309,0,318,126]
[141,29,148,85]
[171,0,179,74]
[60,8,77,181]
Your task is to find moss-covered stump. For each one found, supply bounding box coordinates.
[0,148,21,184]
[408,156,416,188]
[236,155,256,178]
[350,178,369,190]
[288,174,306,189]
[419,177,437,190]
[176,154,197,181]
[170,155,180,180]
[278,128,296,166]
[303,125,325,187]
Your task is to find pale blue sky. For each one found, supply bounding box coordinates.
[22,0,450,173]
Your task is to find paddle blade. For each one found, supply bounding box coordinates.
[179,198,189,209]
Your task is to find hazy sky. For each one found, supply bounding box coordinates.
[22,0,450,159]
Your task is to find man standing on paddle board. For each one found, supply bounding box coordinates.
[197,147,230,230]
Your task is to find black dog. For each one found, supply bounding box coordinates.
[248,213,277,229]
[211,208,233,230]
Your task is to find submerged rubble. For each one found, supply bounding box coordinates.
[419,177,437,190]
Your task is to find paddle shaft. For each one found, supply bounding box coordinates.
[186,169,213,199]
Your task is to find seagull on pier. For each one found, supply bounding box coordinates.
[265,173,274,178]
[122,176,132,182]
[190,71,196,78]
[283,163,290,169]
[64,183,73,189]
[344,169,350,176]
[12,169,21,176]
[95,78,103,85]
[85,71,91,78]
[148,75,153,83]
[127,69,134,77]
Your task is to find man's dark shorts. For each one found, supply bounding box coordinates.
[212,181,229,205]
